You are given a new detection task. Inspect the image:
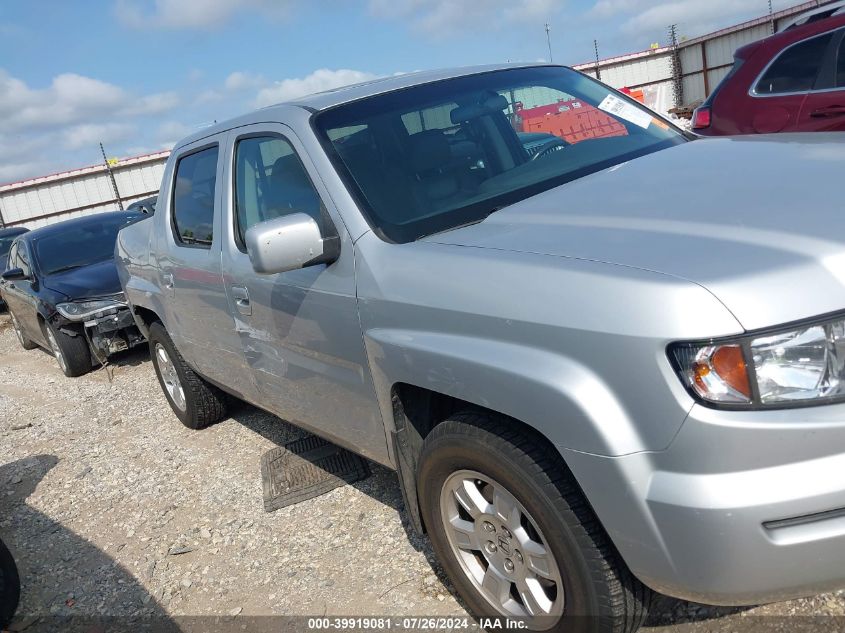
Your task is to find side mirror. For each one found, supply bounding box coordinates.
[244,213,339,275]
[1,268,26,281]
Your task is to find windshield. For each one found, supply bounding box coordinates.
[34,214,140,275]
[315,66,686,242]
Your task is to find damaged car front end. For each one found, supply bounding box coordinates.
[55,292,145,359]
[1,210,148,377]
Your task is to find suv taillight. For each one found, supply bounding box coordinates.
[692,106,712,130]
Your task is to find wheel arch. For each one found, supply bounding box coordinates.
[389,383,588,538]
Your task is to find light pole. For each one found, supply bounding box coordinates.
[545,23,553,63]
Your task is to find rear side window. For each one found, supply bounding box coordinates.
[838,36,845,87]
[234,136,325,248]
[172,146,219,247]
[755,33,834,94]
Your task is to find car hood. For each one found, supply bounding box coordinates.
[423,134,845,331]
[42,259,122,301]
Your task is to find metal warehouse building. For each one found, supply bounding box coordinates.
[0,0,832,230]
[0,151,168,229]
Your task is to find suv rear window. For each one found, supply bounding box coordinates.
[171,146,219,247]
[755,32,834,94]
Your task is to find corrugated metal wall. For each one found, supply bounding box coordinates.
[574,1,828,113]
[0,152,168,229]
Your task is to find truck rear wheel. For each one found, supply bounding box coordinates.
[148,321,227,430]
[417,412,651,633]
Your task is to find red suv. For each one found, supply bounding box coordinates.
[693,12,845,135]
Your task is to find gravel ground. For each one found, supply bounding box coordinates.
[1,310,843,632]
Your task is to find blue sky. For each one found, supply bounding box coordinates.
[0,0,797,182]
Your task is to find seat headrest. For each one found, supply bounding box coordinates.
[450,93,509,124]
[271,155,311,189]
[409,131,451,173]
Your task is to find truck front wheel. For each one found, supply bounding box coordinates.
[148,322,227,429]
[417,412,651,633]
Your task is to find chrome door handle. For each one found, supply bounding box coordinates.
[231,285,251,316]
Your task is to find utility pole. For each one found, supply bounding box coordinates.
[100,142,124,211]
[768,0,775,34]
[594,39,601,81]
[668,24,684,109]
[545,23,553,63]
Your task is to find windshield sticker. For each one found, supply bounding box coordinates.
[598,94,652,129]
[651,117,670,130]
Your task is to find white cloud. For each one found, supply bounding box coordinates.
[368,0,560,34]
[155,120,196,148]
[0,70,179,131]
[61,122,136,150]
[254,68,379,108]
[114,0,294,30]
[0,68,181,183]
[224,71,264,92]
[589,0,796,38]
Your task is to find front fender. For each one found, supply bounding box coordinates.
[366,329,650,456]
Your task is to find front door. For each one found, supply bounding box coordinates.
[4,241,43,345]
[158,137,256,401]
[219,124,388,465]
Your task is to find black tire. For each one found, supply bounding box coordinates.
[148,321,227,430]
[43,320,91,377]
[8,310,37,350]
[0,538,20,629]
[417,412,651,633]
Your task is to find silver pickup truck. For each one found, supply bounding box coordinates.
[116,63,845,631]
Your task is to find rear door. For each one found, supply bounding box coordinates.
[219,124,389,464]
[750,31,836,133]
[157,136,257,401]
[798,28,845,131]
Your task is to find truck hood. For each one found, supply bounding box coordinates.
[42,259,122,301]
[423,134,845,331]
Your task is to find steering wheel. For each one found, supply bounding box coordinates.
[530,138,569,161]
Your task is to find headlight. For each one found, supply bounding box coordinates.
[671,314,845,408]
[56,295,126,321]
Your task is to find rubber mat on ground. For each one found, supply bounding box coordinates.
[260,435,370,512]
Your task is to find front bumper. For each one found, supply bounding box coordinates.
[60,308,145,357]
[562,401,845,606]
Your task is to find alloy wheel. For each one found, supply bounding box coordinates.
[45,327,67,373]
[10,313,24,347]
[439,469,564,628]
[155,343,186,411]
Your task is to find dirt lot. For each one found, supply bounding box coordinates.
[1,310,844,632]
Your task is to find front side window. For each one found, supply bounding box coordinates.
[315,66,685,243]
[172,146,219,247]
[16,243,31,277]
[6,243,18,271]
[755,33,834,94]
[234,136,325,247]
